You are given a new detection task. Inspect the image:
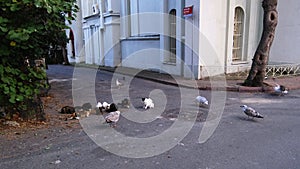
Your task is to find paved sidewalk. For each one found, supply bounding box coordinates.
[75,63,300,92]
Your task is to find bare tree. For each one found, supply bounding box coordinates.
[243,0,278,87]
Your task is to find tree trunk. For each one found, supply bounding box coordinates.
[243,0,278,87]
[62,43,70,65]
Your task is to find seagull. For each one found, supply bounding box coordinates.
[240,105,263,119]
[105,111,121,127]
[195,96,209,106]
[116,78,123,88]
[272,77,288,95]
[273,84,288,95]
[142,97,154,109]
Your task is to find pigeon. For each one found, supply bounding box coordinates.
[142,97,154,109]
[195,96,209,106]
[116,78,123,88]
[105,111,121,127]
[240,105,263,119]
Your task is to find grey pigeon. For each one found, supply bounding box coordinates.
[240,105,263,119]
[196,96,209,106]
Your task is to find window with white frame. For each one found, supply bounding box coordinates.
[232,7,244,62]
[82,0,99,18]
[166,9,177,64]
[127,0,161,37]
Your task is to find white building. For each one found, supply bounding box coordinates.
[67,0,299,79]
[269,0,300,64]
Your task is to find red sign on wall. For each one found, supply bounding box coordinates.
[183,6,193,17]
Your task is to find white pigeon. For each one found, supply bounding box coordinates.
[105,111,121,127]
[142,97,154,109]
[116,78,123,88]
[196,96,209,106]
[240,105,263,119]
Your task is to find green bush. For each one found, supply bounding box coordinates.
[0,0,78,120]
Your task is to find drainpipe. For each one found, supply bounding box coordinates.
[224,0,230,75]
[99,0,105,65]
[181,0,185,77]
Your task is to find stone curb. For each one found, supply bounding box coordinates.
[74,64,298,93]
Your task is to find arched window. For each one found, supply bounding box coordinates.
[232,7,244,61]
[168,9,176,63]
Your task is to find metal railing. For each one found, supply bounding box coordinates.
[225,63,300,79]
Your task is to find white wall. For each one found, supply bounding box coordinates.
[103,14,121,67]
[270,0,300,64]
[196,0,262,78]
[225,0,263,74]
[121,39,161,70]
[78,0,121,66]
[198,0,228,78]
[184,0,200,78]
[119,0,183,76]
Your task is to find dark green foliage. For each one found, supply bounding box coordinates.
[0,0,78,120]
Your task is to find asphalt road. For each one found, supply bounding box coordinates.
[1,65,299,169]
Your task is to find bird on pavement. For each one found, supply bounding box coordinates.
[116,78,123,89]
[142,97,154,109]
[273,84,288,95]
[105,111,121,127]
[195,96,209,107]
[272,78,288,95]
[240,105,263,119]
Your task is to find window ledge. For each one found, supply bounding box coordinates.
[163,62,176,66]
[231,61,249,65]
